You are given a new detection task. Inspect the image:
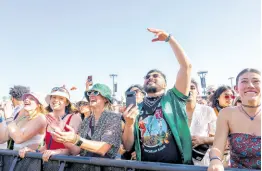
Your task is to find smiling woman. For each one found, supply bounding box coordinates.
[208,68,261,171]
[0,92,47,151]
[18,86,82,162]
[50,83,122,163]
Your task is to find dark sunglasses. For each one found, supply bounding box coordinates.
[224,95,235,99]
[87,91,100,96]
[144,73,159,79]
[207,91,215,95]
[78,102,89,107]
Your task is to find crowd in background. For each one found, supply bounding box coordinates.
[0,28,260,171]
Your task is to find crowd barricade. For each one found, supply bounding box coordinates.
[0,149,255,171]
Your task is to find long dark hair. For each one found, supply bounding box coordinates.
[211,85,234,108]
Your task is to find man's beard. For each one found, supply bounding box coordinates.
[144,85,157,93]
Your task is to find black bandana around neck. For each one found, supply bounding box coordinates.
[143,96,163,114]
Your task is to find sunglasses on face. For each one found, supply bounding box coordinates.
[207,91,215,95]
[224,95,235,99]
[144,73,159,80]
[87,91,100,96]
[78,102,89,107]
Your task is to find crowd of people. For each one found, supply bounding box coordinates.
[0,28,260,171]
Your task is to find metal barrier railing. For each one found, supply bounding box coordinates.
[0,149,255,171]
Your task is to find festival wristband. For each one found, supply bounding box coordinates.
[165,33,172,42]
[210,156,222,162]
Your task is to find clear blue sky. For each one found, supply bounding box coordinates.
[0,0,261,101]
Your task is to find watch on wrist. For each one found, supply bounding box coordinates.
[76,137,84,147]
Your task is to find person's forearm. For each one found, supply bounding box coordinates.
[122,124,135,151]
[7,122,26,143]
[209,147,223,161]
[54,148,70,155]
[169,36,191,68]
[204,137,214,145]
[79,139,111,156]
[64,143,81,156]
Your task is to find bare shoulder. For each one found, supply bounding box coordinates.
[218,106,238,120]
[34,113,47,126]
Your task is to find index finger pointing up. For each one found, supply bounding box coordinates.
[147,28,159,33]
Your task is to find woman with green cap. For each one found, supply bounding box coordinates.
[51,83,122,159]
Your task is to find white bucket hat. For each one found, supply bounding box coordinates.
[45,87,71,105]
[23,92,47,107]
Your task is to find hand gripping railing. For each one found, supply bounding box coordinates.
[0,149,256,171]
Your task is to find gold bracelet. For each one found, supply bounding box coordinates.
[72,134,77,144]
[74,134,80,145]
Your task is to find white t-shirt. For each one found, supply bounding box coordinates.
[190,104,217,166]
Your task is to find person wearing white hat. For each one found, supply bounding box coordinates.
[0,92,47,151]
[19,86,82,162]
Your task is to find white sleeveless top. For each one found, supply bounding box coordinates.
[13,128,44,150]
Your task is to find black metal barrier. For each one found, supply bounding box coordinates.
[0,149,255,171]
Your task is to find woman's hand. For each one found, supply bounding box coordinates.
[208,160,224,171]
[42,150,59,162]
[46,114,64,132]
[51,125,76,144]
[19,147,35,158]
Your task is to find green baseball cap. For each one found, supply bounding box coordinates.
[85,83,113,104]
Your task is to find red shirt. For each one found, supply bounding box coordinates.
[45,114,73,150]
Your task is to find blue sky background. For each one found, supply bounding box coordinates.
[0,0,261,102]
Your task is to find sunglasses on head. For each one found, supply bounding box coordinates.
[144,73,159,79]
[224,95,235,99]
[132,89,141,94]
[207,91,215,95]
[78,102,89,107]
[87,91,100,96]
[51,87,69,94]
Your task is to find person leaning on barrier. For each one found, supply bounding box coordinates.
[122,28,192,164]
[19,86,82,162]
[0,92,47,151]
[208,68,261,171]
[50,83,122,159]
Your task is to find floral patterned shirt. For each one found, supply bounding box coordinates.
[78,110,121,159]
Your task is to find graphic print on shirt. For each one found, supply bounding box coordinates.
[139,107,171,153]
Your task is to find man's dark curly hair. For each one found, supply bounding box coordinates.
[9,85,30,101]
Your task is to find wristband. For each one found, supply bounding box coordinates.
[0,116,3,123]
[165,34,172,42]
[210,156,222,162]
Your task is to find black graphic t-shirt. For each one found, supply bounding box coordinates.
[138,105,182,164]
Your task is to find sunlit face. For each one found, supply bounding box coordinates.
[89,91,107,108]
[143,72,166,93]
[130,87,145,104]
[236,72,261,105]
[79,103,90,114]
[188,83,198,102]
[50,95,69,111]
[23,95,39,112]
[218,90,234,107]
